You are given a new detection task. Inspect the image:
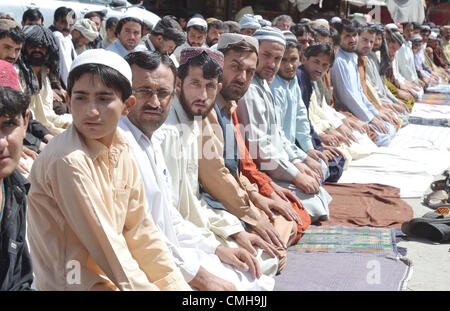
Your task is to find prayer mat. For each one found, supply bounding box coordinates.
[293,225,396,255]
[274,250,412,291]
[321,183,414,228]
[418,93,450,105]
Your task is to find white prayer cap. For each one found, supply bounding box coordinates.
[70,49,132,86]
[187,17,207,30]
[429,32,438,40]
[239,14,261,30]
[73,19,99,42]
[385,23,399,31]
[331,17,342,24]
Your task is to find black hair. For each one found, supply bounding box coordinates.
[224,21,240,34]
[53,7,76,22]
[303,42,335,65]
[151,16,186,46]
[177,52,223,83]
[290,23,314,37]
[285,40,301,52]
[22,8,44,24]
[0,86,30,118]
[115,17,143,36]
[0,26,24,44]
[125,51,177,88]
[313,26,330,38]
[105,17,118,30]
[335,19,361,35]
[84,11,103,21]
[359,23,377,36]
[208,20,228,32]
[67,63,132,101]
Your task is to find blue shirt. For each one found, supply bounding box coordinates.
[270,74,314,155]
[106,39,147,58]
[330,48,378,123]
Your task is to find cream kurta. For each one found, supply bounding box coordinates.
[27,124,190,291]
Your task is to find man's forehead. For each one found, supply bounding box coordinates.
[131,64,174,86]
[225,50,257,68]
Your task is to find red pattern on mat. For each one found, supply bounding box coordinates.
[319,183,414,228]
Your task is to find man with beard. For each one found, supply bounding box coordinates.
[366,24,409,114]
[290,23,315,52]
[271,35,345,183]
[143,16,186,55]
[0,19,23,64]
[50,7,76,88]
[206,19,227,47]
[71,19,99,55]
[355,24,401,130]
[200,34,311,268]
[21,25,72,135]
[330,19,396,147]
[172,17,208,64]
[237,27,332,224]
[107,16,146,58]
[119,50,277,290]
[160,46,283,277]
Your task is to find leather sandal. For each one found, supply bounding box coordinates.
[401,212,450,243]
[423,190,450,209]
[430,170,450,192]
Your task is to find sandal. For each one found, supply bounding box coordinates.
[435,206,450,216]
[430,170,450,191]
[423,190,450,209]
[401,212,450,243]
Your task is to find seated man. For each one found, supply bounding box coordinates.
[271,33,338,182]
[119,50,276,290]
[172,17,208,64]
[161,45,287,275]
[107,17,147,58]
[237,27,332,223]
[0,84,33,291]
[330,20,396,147]
[71,19,99,55]
[143,16,185,55]
[27,49,190,291]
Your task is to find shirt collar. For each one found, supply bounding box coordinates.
[338,47,358,62]
[121,116,151,146]
[216,92,236,117]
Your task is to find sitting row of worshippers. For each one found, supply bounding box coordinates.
[0,8,449,290]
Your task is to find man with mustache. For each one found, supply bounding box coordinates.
[50,7,76,89]
[197,34,311,271]
[330,19,396,147]
[21,25,72,136]
[144,16,186,55]
[107,16,147,58]
[237,27,332,223]
[172,17,208,64]
[271,34,344,183]
[119,50,276,290]
[0,19,24,64]
[160,46,283,278]
[71,19,99,55]
[206,19,228,48]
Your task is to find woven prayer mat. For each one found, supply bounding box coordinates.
[293,225,396,255]
[274,251,412,291]
[418,93,450,105]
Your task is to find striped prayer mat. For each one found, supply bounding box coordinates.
[418,93,450,105]
[294,225,395,254]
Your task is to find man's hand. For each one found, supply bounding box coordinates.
[22,146,38,160]
[231,231,280,258]
[189,266,237,291]
[270,181,305,212]
[336,124,357,143]
[307,149,329,165]
[293,171,320,194]
[327,129,352,146]
[303,156,324,181]
[319,133,341,147]
[343,117,368,135]
[248,216,286,249]
[268,191,303,225]
[215,245,261,280]
[370,115,388,134]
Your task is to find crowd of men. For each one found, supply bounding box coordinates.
[0,6,449,290]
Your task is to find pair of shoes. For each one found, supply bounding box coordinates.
[401,212,450,243]
[423,190,450,209]
[430,170,449,191]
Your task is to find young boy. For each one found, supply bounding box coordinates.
[0,62,33,290]
[26,49,190,291]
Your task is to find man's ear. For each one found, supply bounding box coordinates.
[217,82,223,93]
[23,109,30,136]
[65,93,72,113]
[176,77,182,97]
[122,95,136,116]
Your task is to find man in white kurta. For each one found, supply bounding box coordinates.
[119,117,274,291]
